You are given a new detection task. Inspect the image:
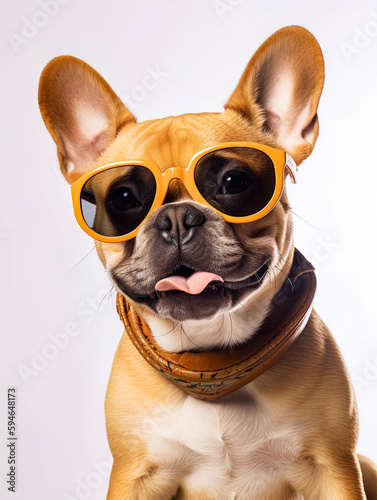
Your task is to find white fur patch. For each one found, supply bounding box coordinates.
[143,291,272,352]
[76,103,108,143]
[144,387,305,499]
[264,70,313,150]
[266,71,295,121]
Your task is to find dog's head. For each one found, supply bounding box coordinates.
[39,26,324,351]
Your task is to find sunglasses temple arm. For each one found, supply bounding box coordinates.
[284,153,298,184]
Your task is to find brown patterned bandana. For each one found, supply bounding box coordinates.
[116,249,316,401]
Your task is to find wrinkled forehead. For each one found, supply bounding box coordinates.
[100,117,208,171]
[96,112,269,172]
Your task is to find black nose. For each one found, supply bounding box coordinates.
[154,203,206,246]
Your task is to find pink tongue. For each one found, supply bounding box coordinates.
[155,271,224,295]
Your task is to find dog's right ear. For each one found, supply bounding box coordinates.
[225,26,324,165]
[39,56,136,183]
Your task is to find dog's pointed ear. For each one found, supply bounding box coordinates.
[39,56,136,183]
[225,26,324,164]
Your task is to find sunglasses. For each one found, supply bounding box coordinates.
[71,142,297,243]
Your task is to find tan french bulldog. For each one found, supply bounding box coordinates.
[39,26,377,500]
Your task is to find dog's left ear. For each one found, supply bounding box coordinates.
[225,26,324,164]
[39,56,136,183]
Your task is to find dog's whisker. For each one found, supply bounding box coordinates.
[212,314,226,342]
[266,267,274,294]
[274,260,292,279]
[121,308,178,339]
[274,264,294,292]
[152,322,181,338]
[180,323,202,351]
[61,246,97,279]
[257,259,271,282]
[228,312,233,348]
[277,253,291,265]
[180,324,184,352]
[262,263,271,280]
[270,265,278,292]
[265,267,275,295]
[290,209,325,232]
[98,286,116,310]
[220,313,225,335]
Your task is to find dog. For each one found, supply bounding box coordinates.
[39,25,377,500]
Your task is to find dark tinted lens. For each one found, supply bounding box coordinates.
[80,165,156,238]
[194,147,276,217]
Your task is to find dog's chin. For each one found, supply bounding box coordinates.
[116,263,270,322]
[146,287,231,321]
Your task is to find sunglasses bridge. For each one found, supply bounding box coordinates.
[160,166,191,182]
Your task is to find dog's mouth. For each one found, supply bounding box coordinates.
[115,261,269,321]
[146,262,269,301]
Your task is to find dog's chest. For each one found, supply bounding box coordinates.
[145,387,302,499]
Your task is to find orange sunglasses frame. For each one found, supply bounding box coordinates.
[71,141,297,243]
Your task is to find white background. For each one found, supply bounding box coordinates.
[1,0,377,498]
